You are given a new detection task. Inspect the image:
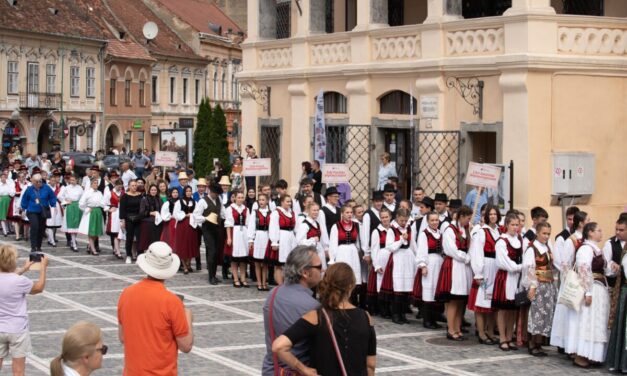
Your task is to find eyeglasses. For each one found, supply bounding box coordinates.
[306,264,323,270]
[95,345,108,355]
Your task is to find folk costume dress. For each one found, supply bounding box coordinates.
[10,180,30,223]
[46,183,63,229]
[268,207,297,265]
[414,227,443,305]
[104,187,123,237]
[573,240,615,363]
[368,224,390,313]
[0,180,15,222]
[295,215,327,271]
[550,230,584,352]
[468,225,501,313]
[78,188,105,237]
[381,221,417,299]
[491,234,523,310]
[329,220,362,285]
[225,203,249,262]
[172,198,200,260]
[247,207,271,262]
[59,184,83,234]
[522,240,558,337]
[607,238,627,372]
[435,221,472,302]
[159,198,178,248]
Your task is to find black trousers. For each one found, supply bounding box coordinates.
[125,220,140,258]
[27,212,46,251]
[201,224,219,279]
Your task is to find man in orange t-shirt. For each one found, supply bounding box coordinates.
[117,242,194,375]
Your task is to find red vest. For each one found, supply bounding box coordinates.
[305,220,321,240]
[231,207,247,226]
[501,236,523,264]
[278,210,295,230]
[392,225,412,249]
[424,229,442,254]
[483,227,498,257]
[377,228,387,248]
[255,209,270,230]
[336,222,358,244]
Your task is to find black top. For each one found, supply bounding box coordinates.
[312,170,322,194]
[140,195,163,222]
[119,193,142,220]
[608,236,624,288]
[555,228,571,241]
[321,206,341,236]
[524,229,536,242]
[284,308,376,376]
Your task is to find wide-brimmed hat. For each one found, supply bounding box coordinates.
[178,172,189,181]
[90,165,101,172]
[448,199,462,209]
[420,196,435,210]
[206,212,219,225]
[372,191,384,201]
[31,167,41,174]
[434,193,449,203]
[218,175,231,186]
[324,186,339,197]
[197,178,208,186]
[383,184,397,193]
[136,242,180,280]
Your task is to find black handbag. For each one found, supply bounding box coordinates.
[35,189,51,219]
[514,274,531,307]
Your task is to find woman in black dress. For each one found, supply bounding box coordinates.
[273,262,377,375]
[119,180,142,263]
[138,183,163,253]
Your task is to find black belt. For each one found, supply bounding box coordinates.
[257,226,269,231]
[280,227,294,231]
[484,253,496,259]
[340,240,356,245]
[428,249,442,254]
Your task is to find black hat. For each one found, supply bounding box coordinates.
[31,167,41,174]
[209,184,222,194]
[51,169,62,176]
[324,186,339,197]
[420,196,435,210]
[371,191,384,201]
[383,184,396,193]
[449,199,462,209]
[90,165,101,172]
[434,193,448,203]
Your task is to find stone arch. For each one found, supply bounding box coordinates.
[0,119,27,153]
[124,66,135,81]
[37,118,56,154]
[105,122,123,151]
[138,67,149,82]
[109,64,121,80]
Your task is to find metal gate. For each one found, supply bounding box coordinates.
[260,125,281,185]
[413,130,461,199]
[326,124,371,202]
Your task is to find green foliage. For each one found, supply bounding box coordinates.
[193,98,212,177]
[208,104,231,174]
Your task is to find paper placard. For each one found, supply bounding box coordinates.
[243,158,272,177]
[465,162,501,189]
[154,151,178,167]
[322,164,350,184]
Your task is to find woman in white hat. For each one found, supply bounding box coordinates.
[173,186,199,274]
[78,179,106,255]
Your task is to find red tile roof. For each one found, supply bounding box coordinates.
[154,0,243,36]
[106,39,155,61]
[0,0,106,40]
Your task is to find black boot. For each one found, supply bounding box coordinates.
[391,302,403,325]
[399,301,409,324]
[423,305,442,329]
[380,300,391,319]
[366,295,378,316]
[415,301,423,320]
[195,255,201,271]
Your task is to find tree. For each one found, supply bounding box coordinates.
[193,98,212,177]
[208,104,231,175]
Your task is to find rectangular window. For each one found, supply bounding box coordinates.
[86,67,95,98]
[110,79,117,106]
[139,81,145,107]
[151,75,158,103]
[169,77,175,103]
[182,78,188,104]
[7,61,18,94]
[70,66,80,97]
[195,79,200,104]
[125,79,131,106]
[276,1,291,39]
[46,64,56,94]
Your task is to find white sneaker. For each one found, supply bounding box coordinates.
[125,257,131,264]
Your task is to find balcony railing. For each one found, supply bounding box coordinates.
[19,92,61,110]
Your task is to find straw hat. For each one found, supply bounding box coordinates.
[218,175,231,186]
[197,178,208,186]
[178,172,189,181]
[136,242,180,280]
[206,212,219,225]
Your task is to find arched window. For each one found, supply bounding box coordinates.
[316,92,347,114]
[379,90,417,114]
[213,71,218,100]
[221,72,226,101]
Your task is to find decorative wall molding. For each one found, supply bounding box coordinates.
[310,41,351,65]
[446,28,504,56]
[258,47,292,69]
[372,35,421,60]
[558,27,627,55]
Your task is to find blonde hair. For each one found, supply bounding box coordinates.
[50,322,102,376]
[381,152,391,163]
[0,244,18,272]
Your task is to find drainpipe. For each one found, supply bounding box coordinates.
[99,45,106,151]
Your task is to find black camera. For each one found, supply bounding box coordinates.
[29,253,43,263]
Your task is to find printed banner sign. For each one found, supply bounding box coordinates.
[465,162,502,189]
[243,158,272,177]
[154,151,178,167]
[313,89,327,163]
[322,164,350,184]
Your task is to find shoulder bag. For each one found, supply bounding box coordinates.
[268,286,302,376]
[34,188,51,219]
[557,265,585,311]
[321,308,348,376]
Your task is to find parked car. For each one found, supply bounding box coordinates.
[102,154,131,173]
[62,152,96,177]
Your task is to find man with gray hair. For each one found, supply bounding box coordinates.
[262,245,322,375]
[20,174,57,253]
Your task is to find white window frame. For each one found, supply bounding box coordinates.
[46,64,56,94]
[70,66,80,97]
[182,77,188,104]
[169,76,176,104]
[7,61,18,94]
[86,67,95,98]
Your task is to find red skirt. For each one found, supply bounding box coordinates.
[467,280,492,313]
[265,243,279,264]
[366,265,378,297]
[435,256,453,302]
[412,270,423,303]
[160,220,177,249]
[223,241,233,257]
[8,197,21,222]
[174,217,199,259]
[379,257,395,302]
[491,269,515,310]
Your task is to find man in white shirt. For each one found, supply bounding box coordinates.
[121,162,137,191]
[410,186,425,220]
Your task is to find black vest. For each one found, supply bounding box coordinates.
[555,228,571,241]
[524,229,536,242]
[321,206,341,235]
[384,202,397,219]
[202,196,222,230]
[366,209,381,236]
[608,236,624,288]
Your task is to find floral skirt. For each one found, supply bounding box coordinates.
[527,281,557,336]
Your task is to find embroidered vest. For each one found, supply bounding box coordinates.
[255,210,270,231]
[278,210,295,231]
[449,224,469,252]
[392,226,412,250]
[231,207,247,227]
[336,222,358,245]
[483,228,498,259]
[424,229,442,254]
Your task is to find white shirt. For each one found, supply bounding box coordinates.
[121,169,137,190]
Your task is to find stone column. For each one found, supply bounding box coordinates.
[287,81,311,193]
[239,86,261,162]
[353,0,388,31]
[424,0,462,24]
[505,0,555,15]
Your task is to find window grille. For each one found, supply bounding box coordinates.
[276,1,291,39]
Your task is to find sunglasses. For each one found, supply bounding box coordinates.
[95,345,108,355]
[306,264,323,270]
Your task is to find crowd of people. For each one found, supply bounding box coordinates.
[0,145,626,375]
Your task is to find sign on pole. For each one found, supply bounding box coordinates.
[313,89,326,164]
[243,158,272,177]
[154,151,178,168]
[322,164,350,184]
[465,162,502,189]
